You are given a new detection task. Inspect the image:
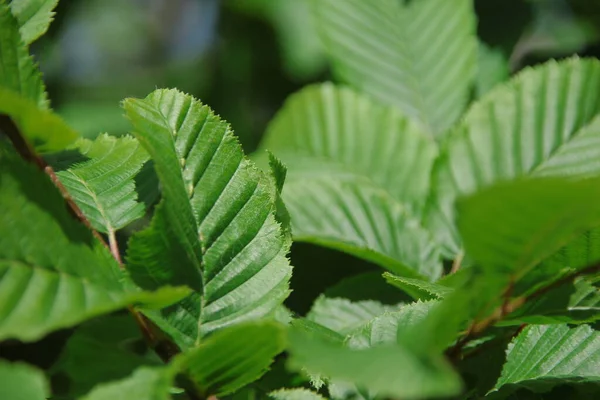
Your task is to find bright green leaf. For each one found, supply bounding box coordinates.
[457,178,600,278]
[176,321,286,397]
[0,2,46,107]
[0,88,77,152]
[428,58,600,257]
[124,89,292,349]
[9,0,58,45]
[80,367,174,400]
[492,324,600,394]
[0,361,49,400]
[287,327,462,399]
[56,134,149,234]
[383,273,453,301]
[311,0,476,135]
[259,83,440,279]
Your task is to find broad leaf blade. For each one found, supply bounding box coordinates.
[383,273,452,301]
[81,367,174,400]
[428,58,600,257]
[0,361,49,400]
[9,0,58,45]
[0,88,78,152]
[287,327,462,399]
[177,321,286,397]
[259,84,440,279]
[493,324,600,394]
[0,2,46,107]
[56,134,149,234]
[312,0,476,135]
[124,89,292,348]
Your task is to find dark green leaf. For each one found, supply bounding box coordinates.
[0,360,49,400]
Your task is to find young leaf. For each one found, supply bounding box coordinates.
[492,324,600,394]
[457,178,600,278]
[259,84,441,279]
[0,361,49,400]
[56,134,149,234]
[124,89,292,348]
[383,273,453,301]
[176,321,286,397]
[306,296,399,336]
[81,367,175,400]
[270,388,327,400]
[9,0,58,45]
[0,1,46,108]
[287,327,462,399]
[0,88,78,152]
[0,154,187,342]
[428,58,600,257]
[311,0,476,135]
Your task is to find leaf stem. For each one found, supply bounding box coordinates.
[449,261,600,359]
[108,230,123,264]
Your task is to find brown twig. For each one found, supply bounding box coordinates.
[450,251,464,274]
[448,261,600,360]
[1,115,201,396]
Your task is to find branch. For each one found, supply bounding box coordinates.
[449,261,600,359]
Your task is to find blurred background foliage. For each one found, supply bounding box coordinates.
[32,0,600,313]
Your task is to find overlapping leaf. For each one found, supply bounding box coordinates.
[124,89,292,349]
[311,0,476,135]
[176,321,286,397]
[0,88,78,152]
[492,325,600,395]
[9,0,58,45]
[383,273,452,301]
[0,1,46,108]
[81,367,174,400]
[259,84,440,279]
[457,178,600,278]
[428,58,600,257]
[0,154,188,342]
[56,134,149,234]
[0,361,49,400]
[287,326,462,399]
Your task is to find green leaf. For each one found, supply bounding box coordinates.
[51,315,161,398]
[80,367,175,400]
[0,154,187,342]
[270,388,327,400]
[0,361,49,400]
[476,42,509,98]
[428,58,600,257]
[383,273,453,301]
[492,324,600,394]
[123,89,292,349]
[457,178,600,278]
[306,296,399,336]
[346,300,437,350]
[176,321,286,397]
[0,88,77,153]
[9,0,58,45]
[311,0,476,135]
[56,134,149,234]
[287,327,462,399]
[0,2,46,107]
[259,83,440,279]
